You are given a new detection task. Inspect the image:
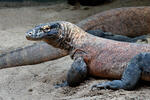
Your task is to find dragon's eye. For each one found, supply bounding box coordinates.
[42,25,51,32]
[45,27,50,31]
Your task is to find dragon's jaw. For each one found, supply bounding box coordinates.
[26,35,43,41]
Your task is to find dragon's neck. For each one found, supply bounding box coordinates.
[57,22,87,51]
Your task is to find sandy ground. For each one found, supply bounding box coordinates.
[0,0,150,100]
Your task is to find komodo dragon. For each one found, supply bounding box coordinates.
[1,7,150,70]
[26,21,150,90]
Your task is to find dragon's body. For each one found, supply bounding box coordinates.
[26,21,150,90]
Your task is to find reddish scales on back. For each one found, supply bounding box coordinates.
[72,33,150,81]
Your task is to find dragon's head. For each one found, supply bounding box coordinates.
[26,21,85,50]
[26,22,61,41]
[26,21,75,49]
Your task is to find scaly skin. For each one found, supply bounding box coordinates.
[0,7,150,69]
[26,21,150,90]
[0,42,67,69]
[78,7,150,37]
[87,30,150,43]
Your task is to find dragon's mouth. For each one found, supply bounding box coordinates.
[26,36,43,41]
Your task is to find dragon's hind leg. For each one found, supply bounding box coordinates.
[91,52,150,90]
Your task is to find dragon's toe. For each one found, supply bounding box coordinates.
[54,81,68,88]
[91,80,124,90]
[91,82,111,90]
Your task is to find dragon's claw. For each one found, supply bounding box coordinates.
[91,82,111,90]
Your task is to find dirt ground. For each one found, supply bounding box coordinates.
[0,0,150,100]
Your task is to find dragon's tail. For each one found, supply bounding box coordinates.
[0,42,68,69]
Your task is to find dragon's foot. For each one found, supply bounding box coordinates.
[54,81,68,88]
[91,80,124,90]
